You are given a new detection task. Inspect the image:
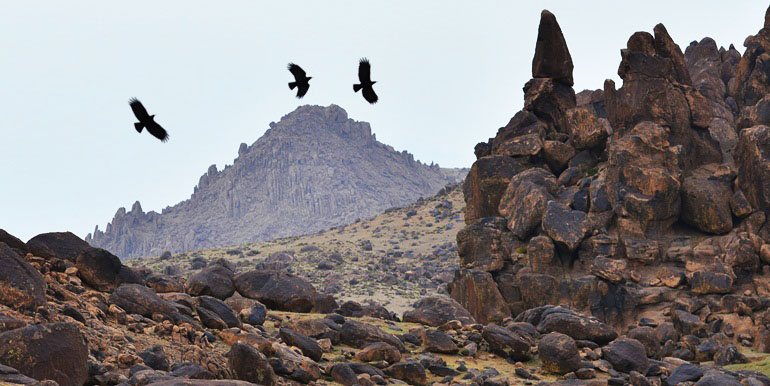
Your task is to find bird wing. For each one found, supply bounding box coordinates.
[129,98,150,120]
[287,63,307,80]
[358,58,372,83]
[362,86,378,104]
[146,121,169,142]
[296,83,310,98]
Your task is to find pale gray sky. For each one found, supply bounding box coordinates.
[1,1,765,241]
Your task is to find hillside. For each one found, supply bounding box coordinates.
[129,183,465,315]
[87,105,464,259]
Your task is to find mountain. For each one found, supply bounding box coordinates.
[87,104,465,259]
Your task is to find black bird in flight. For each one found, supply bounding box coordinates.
[287,63,311,98]
[129,98,169,142]
[354,58,378,104]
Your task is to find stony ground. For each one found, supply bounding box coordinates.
[129,184,464,316]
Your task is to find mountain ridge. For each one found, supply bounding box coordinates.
[87,104,465,259]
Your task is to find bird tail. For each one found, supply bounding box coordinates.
[353,84,363,92]
[288,82,297,90]
[134,122,144,133]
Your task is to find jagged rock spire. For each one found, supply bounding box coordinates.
[531,10,574,86]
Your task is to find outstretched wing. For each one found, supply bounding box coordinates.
[129,98,150,120]
[362,86,378,104]
[358,58,372,83]
[287,63,307,80]
[296,83,310,98]
[146,121,169,142]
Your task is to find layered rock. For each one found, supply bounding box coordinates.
[88,105,463,259]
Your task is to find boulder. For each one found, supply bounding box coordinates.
[665,364,703,386]
[627,326,660,358]
[464,155,526,224]
[517,306,617,345]
[447,269,509,325]
[672,310,708,337]
[138,345,169,371]
[526,235,562,276]
[689,271,733,294]
[234,270,318,312]
[402,296,476,327]
[384,362,427,386]
[196,296,240,328]
[0,229,29,256]
[538,332,580,375]
[590,257,627,283]
[481,324,533,361]
[145,273,185,293]
[226,342,275,386]
[0,322,88,386]
[26,231,90,261]
[524,77,576,133]
[566,107,609,150]
[279,328,323,362]
[737,125,770,211]
[330,363,358,386]
[339,320,405,352]
[542,140,576,173]
[0,242,46,309]
[185,265,235,300]
[602,338,649,374]
[499,168,558,239]
[355,342,401,364]
[0,364,39,385]
[531,9,573,86]
[109,284,177,317]
[75,247,125,292]
[456,217,516,272]
[541,200,589,251]
[147,381,258,386]
[419,329,458,354]
[680,165,733,234]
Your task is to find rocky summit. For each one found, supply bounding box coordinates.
[86,105,464,260]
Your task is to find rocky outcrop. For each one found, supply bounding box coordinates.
[0,242,46,310]
[87,105,464,259]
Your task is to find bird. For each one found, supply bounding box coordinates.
[129,98,169,142]
[353,58,378,104]
[287,63,311,98]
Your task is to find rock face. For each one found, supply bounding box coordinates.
[0,322,89,386]
[27,231,91,262]
[87,105,463,259]
[0,242,46,309]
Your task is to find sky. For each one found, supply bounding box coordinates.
[1,1,766,242]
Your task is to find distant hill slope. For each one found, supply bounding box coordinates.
[87,105,466,259]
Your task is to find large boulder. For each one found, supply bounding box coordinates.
[541,201,589,252]
[0,242,46,309]
[234,270,318,312]
[538,332,581,375]
[226,342,275,386]
[0,229,29,256]
[531,10,573,86]
[602,338,649,374]
[384,362,427,386]
[402,296,476,327]
[447,269,509,325]
[516,306,617,345]
[185,265,235,300]
[145,273,185,293]
[498,168,558,239]
[75,247,135,292]
[456,217,517,272]
[680,165,733,234]
[0,322,88,386]
[464,155,526,224]
[339,320,406,352]
[279,328,323,362]
[26,231,90,261]
[109,284,177,317]
[737,125,770,211]
[195,295,240,329]
[566,107,610,150]
[481,324,533,361]
[355,342,402,364]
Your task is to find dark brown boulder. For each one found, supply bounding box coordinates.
[75,247,125,292]
[0,322,88,386]
[0,229,29,256]
[524,77,576,133]
[196,295,240,329]
[518,306,617,345]
[109,283,177,317]
[590,257,627,284]
[731,9,770,109]
[602,338,649,374]
[26,231,90,261]
[541,200,589,252]
[481,324,533,361]
[627,326,661,358]
[526,235,561,276]
[499,168,558,239]
[538,332,580,375]
[329,363,359,386]
[0,364,39,385]
[226,342,275,386]
[145,273,185,293]
[403,297,475,327]
[279,328,323,362]
[147,381,257,386]
[531,10,574,86]
[233,270,318,312]
[339,320,405,352]
[490,110,548,154]
[737,125,770,211]
[355,342,402,364]
[464,155,526,224]
[384,362,427,386]
[456,217,517,272]
[0,242,46,310]
[335,300,394,321]
[680,165,733,234]
[419,329,458,354]
[185,264,235,300]
[689,270,733,295]
[566,107,610,150]
[447,269,509,325]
